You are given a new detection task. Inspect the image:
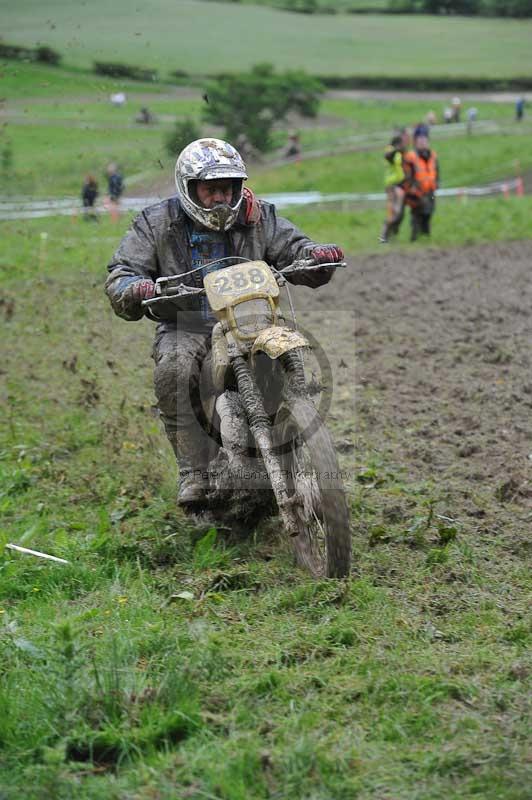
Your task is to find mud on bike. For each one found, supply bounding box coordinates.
[143,257,352,578]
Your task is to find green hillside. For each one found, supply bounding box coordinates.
[1,52,531,798]
[2,0,532,77]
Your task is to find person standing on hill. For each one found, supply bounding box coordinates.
[106,163,124,220]
[379,135,406,244]
[451,97,462,124]
[403,128,439,242]
[81,174,99,221]
[285,130,301,160]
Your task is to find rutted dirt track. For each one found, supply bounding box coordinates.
[297,240,532,543]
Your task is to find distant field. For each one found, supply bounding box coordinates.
[3,0,532,78]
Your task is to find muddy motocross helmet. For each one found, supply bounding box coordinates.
[175,138,248,231]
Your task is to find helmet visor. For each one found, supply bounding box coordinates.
[198,164,248,181]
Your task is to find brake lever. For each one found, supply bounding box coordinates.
[141,283,206,307]
[280,260,348,276]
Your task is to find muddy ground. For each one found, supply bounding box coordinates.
[295,239,532,548]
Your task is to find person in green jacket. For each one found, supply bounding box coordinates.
[379,135,406,243]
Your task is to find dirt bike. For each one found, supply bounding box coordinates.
[142,257,352,579]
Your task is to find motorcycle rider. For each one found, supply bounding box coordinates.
[105,138,344,508]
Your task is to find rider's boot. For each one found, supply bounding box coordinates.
[178,468,208,506]
[171,430,210,508]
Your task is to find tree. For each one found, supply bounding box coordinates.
[202,64,324,153]
[165,118,201,157]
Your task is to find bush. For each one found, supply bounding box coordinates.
[170,69,190,80]
[281,0,319,12]
[0,42,34,60]
[165,118,201,157]
[483,0,532,15]
[34,45,61,65]
[93,61,158,82]
[203,63,323,153]
[318,74,532,91]
[388,0,532,13]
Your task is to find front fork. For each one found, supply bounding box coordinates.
[231,353,303,537]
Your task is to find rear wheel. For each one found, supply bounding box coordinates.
[275,397,352,578]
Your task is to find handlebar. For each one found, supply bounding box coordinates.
[278,258,347,275]
[141,259,347,307]
[141,277,205,308]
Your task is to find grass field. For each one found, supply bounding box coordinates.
[1,213,530,798]
[251,133,532,194]
[1,46,532,797]
[4,116,531,197]
[288,196,532,250]
[3,0,532,78]
[2,63,531,199]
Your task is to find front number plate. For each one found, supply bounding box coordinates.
[204,261,279,311]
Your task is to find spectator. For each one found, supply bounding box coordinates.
[443,107,453,124]
[413,123,430,139]
[425,110,437,127]
[403,131,440,242]
[467,107,478,135]
[515,97,525,122]
[106,163,124,221]
[398,126,411,151]
[379,135,406,244]
[135,106,153,124]
[451,97,462,123]
[285,130,301,160]
[81,174,98,221]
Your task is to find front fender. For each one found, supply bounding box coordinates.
[251,326,309,360]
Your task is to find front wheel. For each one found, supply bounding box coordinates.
[275,397,352,578]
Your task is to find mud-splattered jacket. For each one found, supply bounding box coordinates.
[105,192,333,332]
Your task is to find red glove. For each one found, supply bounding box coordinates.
[129,279,156,302]
[310,244,344,264]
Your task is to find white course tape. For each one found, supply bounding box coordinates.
[0,179,524,219]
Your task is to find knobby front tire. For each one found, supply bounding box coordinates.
[275,397,352,578]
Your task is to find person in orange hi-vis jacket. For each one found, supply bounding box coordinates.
[403,126,440,242]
